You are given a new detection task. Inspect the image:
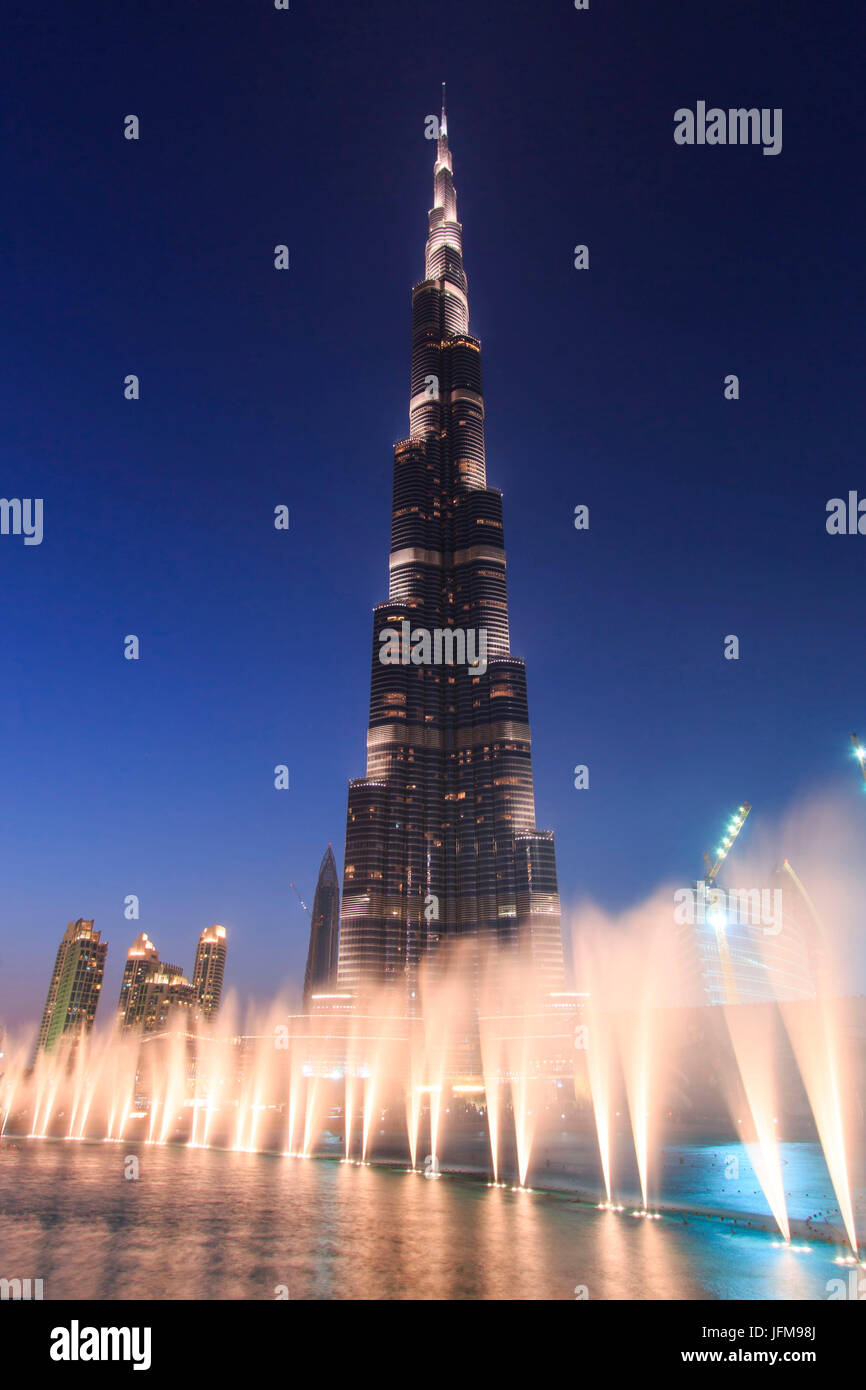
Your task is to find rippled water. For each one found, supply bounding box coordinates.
[0,1140,854,1300]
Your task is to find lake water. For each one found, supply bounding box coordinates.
[0,1138,857,1300]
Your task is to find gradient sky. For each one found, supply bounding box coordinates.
[2,0,864,1028]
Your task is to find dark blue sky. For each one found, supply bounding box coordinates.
[2,0,864,1027]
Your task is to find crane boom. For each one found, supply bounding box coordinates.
[701,802,752,1006]
[851,733,866,786]
[290,882,309,913]
[703,803,752,882]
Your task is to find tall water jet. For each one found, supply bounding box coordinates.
[405,1034,423,1171]
[573,912,624,1205]
[361,1069,378,1162]
[344,1073,356,1160]
[722,1002,791,1243]
[302,1075,321,1157]
[778,860,858,1253]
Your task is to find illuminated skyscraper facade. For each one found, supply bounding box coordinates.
[117,931,197,1032]
[337,91,565,1000]
[117,931,160,1028]
[303,846,340,1005]
[192,924,227,1020]
[35,918,107,1055]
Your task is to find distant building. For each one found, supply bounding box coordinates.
[680,862,819,1007]
[137,965,196,1033]
[35,919,107,1056]
[304,847,340,1006]
[117,932,196,1033]
[192,924,227,1020]
[117,932,160,1028]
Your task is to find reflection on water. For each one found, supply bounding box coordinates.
[0,1140,845,1300]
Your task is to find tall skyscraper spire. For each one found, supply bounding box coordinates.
[337,95,565,1002]
[303,846,341,1004]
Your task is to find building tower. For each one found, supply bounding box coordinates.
[117,931,198,1032]
[192,924,227,1020]
[35,918,108,1056]
[303,846,341,1005]
[337,89,565,1002]
[116,931,160,1028]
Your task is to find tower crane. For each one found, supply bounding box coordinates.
[290,882,309,913]
[701,802,752,1006]
[703,802,752,883]
[850,733,866,787]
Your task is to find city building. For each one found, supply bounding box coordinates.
[136,966,196,1033]
[336,89,565,1002]
[117,931,197,1033]
[680,861,820,1007]
[192,924,227,1020]
[35,918,107,1056]
[116,932,160,1028]
[303,847,340,1006]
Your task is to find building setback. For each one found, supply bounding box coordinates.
[303,846,340,1005]
[337,90,565,1002]
[35,919,107,1056]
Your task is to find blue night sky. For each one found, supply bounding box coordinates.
[2,0,864,1027]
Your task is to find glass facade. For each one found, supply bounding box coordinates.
[337,92,565,1001]
[303,846,340,1005]
[36,918,107,1055]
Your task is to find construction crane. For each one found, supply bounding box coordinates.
[850,733,866,787]
[703,802,752,882]
[701,802,752,1006]
[290,882,309,913]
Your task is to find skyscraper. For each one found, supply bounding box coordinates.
[117,931,198,1032]
[116,931,160,1028]
[192,924,227,1020]
[337,90,565,1001]
[303,846,340,1004]
[35,918,107,1056]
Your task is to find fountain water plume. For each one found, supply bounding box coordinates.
[721,1002,790,1243]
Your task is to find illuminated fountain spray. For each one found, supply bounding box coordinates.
[779,860,859,1255]
[618,1011,652,1212]
[344,1072,356,1160]
[421,976,453,1178]
[478,1005,503,1184]
[616,911,676,1217]
[66,1034,93,1140]
[106,1036,140,1143]
[1,815,861,1258]
[302,1076,321,1157]
[721,1003,791,1242]
[574,919,617,1205]
[0,1039,29,1139]
[405,1018,424,1171]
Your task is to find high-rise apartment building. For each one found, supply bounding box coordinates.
[35,918,107,1056]
[117,931,198,1032]
[117,931,160,1028]
[192,924,227,1020]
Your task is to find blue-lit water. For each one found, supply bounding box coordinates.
[0,1138,860,1299]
